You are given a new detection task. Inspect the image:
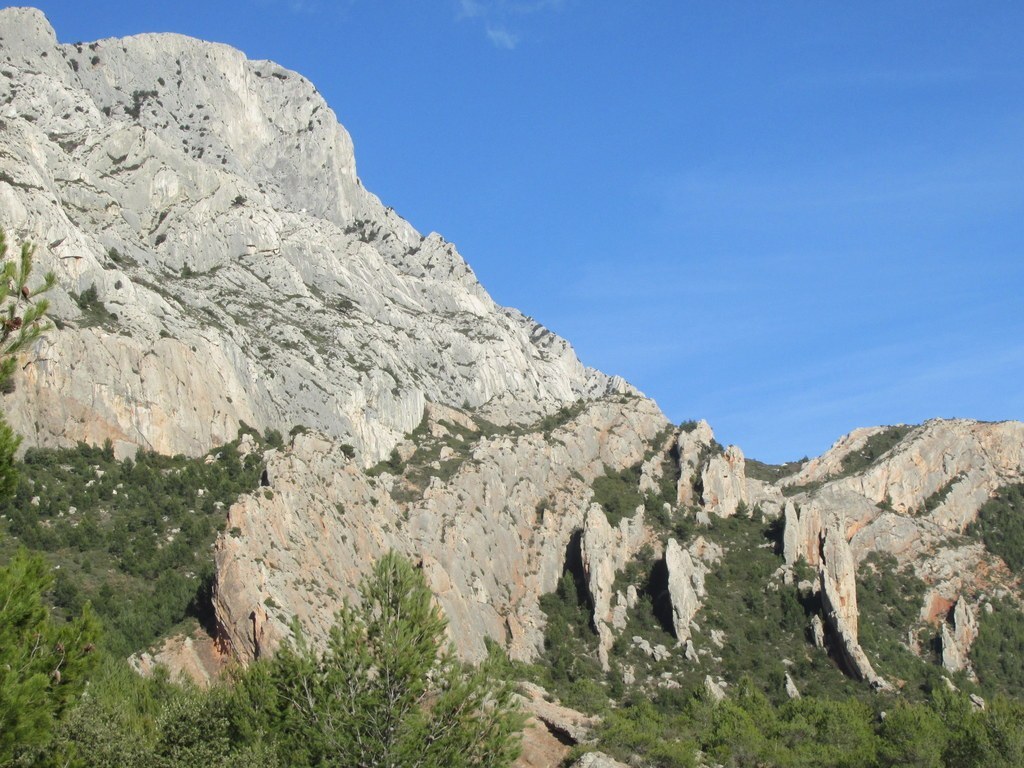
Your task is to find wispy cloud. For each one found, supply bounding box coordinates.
[486,26,519,50]
[455,0,566,49]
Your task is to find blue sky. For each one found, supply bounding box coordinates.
[22,1,1024,462]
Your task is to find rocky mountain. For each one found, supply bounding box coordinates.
[2,8,1024,764]
[0,6,625,464]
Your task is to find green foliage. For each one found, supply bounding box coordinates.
[536,565,606,714]
[0,228,56,389]
[840,426,913,476]
[591,464,644,526]
[0,436,267,655]
[970,598,1024,698]
[72,285,118,328]
[919,473,965,515]
[595,678,882,768]
[744,458,805,483]
[0,548,100,764]
[366,446,404,477]
[248,552,523,767]
[855,553,932,688]
[597,697,697,767]
[534,400,587,436]
[0,229,56,500]
[968,482,1024,573]
[42,657,279,768]
[689,516,844,698]
[784,425,913,496]
[877,701,945,767]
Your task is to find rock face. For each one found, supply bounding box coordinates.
[664,538,708,645]
[818,519,889,690]
[701,444,749,517]
[516,682,600,768]
[4,8,1024,705]
[780,419,1024,683]
[129,629,229,687]
[213,396,667,664]
[580,503,648,670]
[941,597,979,676]
[675,421,715,508]
[0,7,625,462]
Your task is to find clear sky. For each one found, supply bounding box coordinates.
[19,1,1024,463]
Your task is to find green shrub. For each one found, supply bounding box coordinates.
[592,464,643,526]
[968,483,1024,572]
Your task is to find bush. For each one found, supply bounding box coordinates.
[251,552,523,767]
[968,483,1024,573]
[592,464,643,526]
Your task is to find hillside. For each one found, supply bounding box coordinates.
[1,8,1023,767]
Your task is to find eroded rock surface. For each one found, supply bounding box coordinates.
[701,444,749,517]
[213,396,667,664]
[581,503,649,669]
[818,519,889,690]
[941,597,979,676]
[0,7,625,463]
[664,538,707,645]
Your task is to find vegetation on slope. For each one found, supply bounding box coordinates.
[968,482,1024,573]
[530,474,1024,766]
[783,425,913,497]
[3,553,522,768]
[0,435,268,656]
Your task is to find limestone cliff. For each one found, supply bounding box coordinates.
[818,518,889,690]
[3,8,1024,705]
[580,502,649,670]
[779,419,1024,686]
[213,395,667,664]
[0,7,625,463]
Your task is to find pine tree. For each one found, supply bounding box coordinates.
[0,228,55,499]
[0,549,101,765]
[259,552,523,768]
[0,228,99,765]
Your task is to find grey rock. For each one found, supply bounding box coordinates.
[664,538,702,645]
[571,752,630,768]
[518,682,599,745]
[213,397,667,665]
[0,7,627,464]
[704,675,727,702]
[818,518,891,691]
[784,673,801,700]
[674,420,715,507]
[581,501,648,670]
[941,597,979,676]
[701,444,749,517]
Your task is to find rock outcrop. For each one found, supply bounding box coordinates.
[213,396,667,664]
[581,503,649,670]
[570,753,630,768]
[941,597,979,676]
[818,518,889,690]
[779,419,1024,680]
[701,444,749,517]
[0,7,625,463]
[129,629,229,686]
[675,421,715,508]
[664,538,706,646]
[4,8,1024,706]
[516,682,600,768]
